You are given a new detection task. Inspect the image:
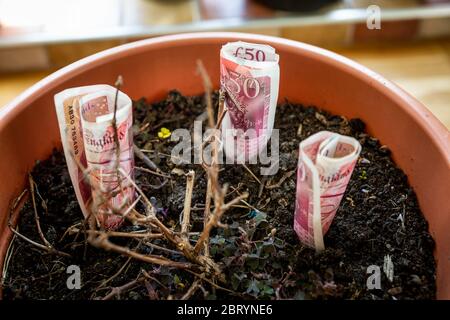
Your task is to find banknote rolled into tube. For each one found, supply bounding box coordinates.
[220,41,280,162]
[54,85,134,229]
[294,131,362,251]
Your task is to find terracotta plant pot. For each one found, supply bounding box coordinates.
[0,32,448,299]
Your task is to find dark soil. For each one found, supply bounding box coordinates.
[2,91,436,300]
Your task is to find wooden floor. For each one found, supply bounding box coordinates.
[0,39,449,129]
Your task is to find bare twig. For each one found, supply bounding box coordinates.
[242,164,262,186]
[181,170,195,239]
[7,176,71,258]
[203,179,212,257]
[194,192,248,255]
[69,227,198,240]
[8,225,70,258]
[111,76,124,191]
[100,276,144,300]
[215,89,227,130]
[266,169,296,190]
[97,256,133,289]
[135,166,170,179]
[142,241,181,256]
[29,174,52,248]
[186,270,243,296]
[181,278,201,300]
[134,144,161,172]
[89,233,192,269]
[196,60,214,129]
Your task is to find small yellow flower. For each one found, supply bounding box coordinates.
[158,127,171,139]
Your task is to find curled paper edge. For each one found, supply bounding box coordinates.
[298,131,362,251]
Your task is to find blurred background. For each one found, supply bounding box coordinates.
[0,0,449,128]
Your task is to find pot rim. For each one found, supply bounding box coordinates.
[1,32,448,164]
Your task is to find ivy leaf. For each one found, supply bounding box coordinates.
[231,273,247,290]
[261,284,275,297]
[245,254,260,270]
[246,279,260,297]
[252,210,267,225]
[173,274,184,289]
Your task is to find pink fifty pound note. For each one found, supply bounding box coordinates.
[54,85,134,230]
[294,131,361,251]
[220,41,279,162]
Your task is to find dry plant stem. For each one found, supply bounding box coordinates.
[98,256,133,289]
[186,270,241,296]
[119,169,221,275]
[203,179,212,257]
[196,60,215,129]
[8,225,70,258]
[266,169,296,189]
[181,170,195,239]
[194,192,249,255]
[10,189,28,213]
[216,108,227,130]
[29,174,52,248]
[242,164,262,185]
[69,227,165,240]
[135,166,169,179]
[8,176,71,258]
[111,76,124,192]
[215,89,227,130]
[101,276,144,300]
[181,278,201,300]
[134,144,161,172]
[143,241,181,256]
[89,233,193,269]
[70,227,199,240]
[141,269,169,290]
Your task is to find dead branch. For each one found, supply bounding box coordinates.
[134,144,161,172]
[8,225,70,258]
[196,60,214,129]
[135,166,170,179]
[98,256,132,289]
[100,275,144,300]
[242,164,262,186]
[215,89,227,130]
[89,232,193,269]
[29,174,52,248]
[181,278,201,300]
[69,227,164,240]
[194,191,249,255]
[266,169,296,190]
[111,76,124,193]
[203,179,212,257]
[7,178,71,258]
[186,270,243,297]
[181,170,195,239]
[142,241,181,256]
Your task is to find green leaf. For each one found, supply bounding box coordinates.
[246,279,260,297]
[231,273,247,291]
[262,285,275,297]
[252,210,267,225]
[245,254,260,270]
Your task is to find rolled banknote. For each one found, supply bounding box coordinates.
[220,41,279,162]
[294,131,361,251]
[54,85,134,229]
